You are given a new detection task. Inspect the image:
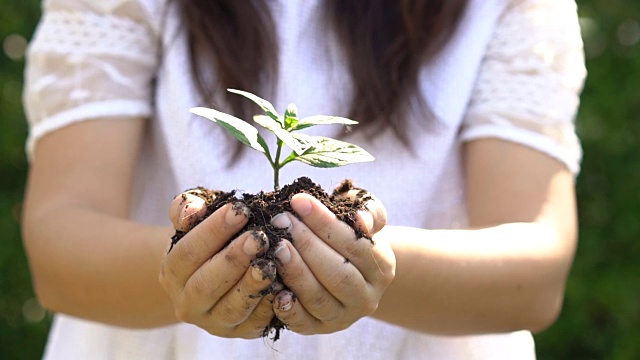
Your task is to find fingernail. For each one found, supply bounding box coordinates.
[170,193,206,231]
[292,196,313,217]
[181,197,207,227]
[358,210,374,232]
[252,259,276,281]
[274,242,291,264]
[275,291,293,312]
[244,231,267,256]
[251,265,265,282]
[271,213,292,230]
[226,202,248,226]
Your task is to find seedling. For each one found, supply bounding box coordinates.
[190,89,375,190]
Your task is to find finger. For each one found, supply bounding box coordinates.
[287,194,386,284]
[273,290,348,335]
[208,260,276,328]
[180,231,270,314]
[335,189,387,237]
[270,239,346,321]
[160,202,249,293]
[170,190,209,231]
[234,286,281,339]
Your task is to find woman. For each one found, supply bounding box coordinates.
[22,0,585,358]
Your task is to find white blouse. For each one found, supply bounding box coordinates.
[24,0,586,359]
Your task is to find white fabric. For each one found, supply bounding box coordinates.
[460,0,586,175]
[23,0,160,156]
[23,0,586,359]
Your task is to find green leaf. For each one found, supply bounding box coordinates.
[294,136,375,168]
[290,133,318,149]
[284,103,299,130]
[253,115,312,156]
[190,107,267,154]
[227,89,283,127]
[294,115,358,130]
[284,103,298,118]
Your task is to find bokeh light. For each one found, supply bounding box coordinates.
[3,34,28,60]
[617,19,640,47]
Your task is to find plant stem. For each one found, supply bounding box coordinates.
[273,139,284,191]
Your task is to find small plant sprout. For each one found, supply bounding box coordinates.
[190,89,375,190]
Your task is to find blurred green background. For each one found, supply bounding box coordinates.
[1,1,638,359]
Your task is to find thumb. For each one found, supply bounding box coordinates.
[337,188,387,237]
[170,189,210,231]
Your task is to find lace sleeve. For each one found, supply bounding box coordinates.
[460,0,586,175]
[23,0,161,160]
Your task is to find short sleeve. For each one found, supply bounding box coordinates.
[23,0,161,160]
[460,0,586,175]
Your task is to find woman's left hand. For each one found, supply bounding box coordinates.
[270,192,395,334]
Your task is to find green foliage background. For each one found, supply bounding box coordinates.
[1,1,638,358]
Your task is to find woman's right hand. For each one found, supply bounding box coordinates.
[159,193,277,338]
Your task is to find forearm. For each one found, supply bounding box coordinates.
[23,204,177,328]
[372,222,576,335]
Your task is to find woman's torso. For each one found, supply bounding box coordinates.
[44,0,537,358]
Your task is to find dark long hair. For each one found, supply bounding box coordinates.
[175,0,468,147]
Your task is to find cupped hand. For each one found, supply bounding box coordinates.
[159,192,277,338]
[270,192,395,334]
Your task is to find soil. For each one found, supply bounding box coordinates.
[169,176,371,341]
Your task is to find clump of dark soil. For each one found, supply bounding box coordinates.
[169,176,371,341]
